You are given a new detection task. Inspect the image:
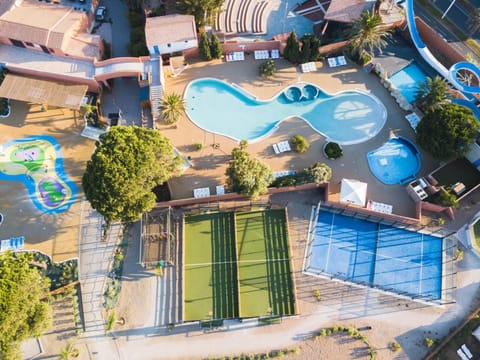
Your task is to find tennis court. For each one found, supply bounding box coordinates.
[236,210,295,317]
[183,208,296,322]
[306,211,443,300]
[183,212,239,321]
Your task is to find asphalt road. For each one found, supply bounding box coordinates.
[431,0,479,41]
[413,1,480,62]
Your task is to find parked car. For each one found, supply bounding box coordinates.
[95,6,107,21]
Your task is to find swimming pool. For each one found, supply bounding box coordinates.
[304,210,443,300]
[388,63,428,103]
[367,136,421,185]
[185,78,387,144]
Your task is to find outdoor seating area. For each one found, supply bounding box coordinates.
[273,170,295,178]
[254,49,279,60]
[327,56,347,68]
[226,52,245,62]
[367,200,393,214]
[405,112,421,130]
[0,236,24,252]
[457,344,474,360]
[301,62,317,73]
[272,140,292,154]
[193,187,210,198]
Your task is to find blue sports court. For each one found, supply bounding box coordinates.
[306,211,443,300]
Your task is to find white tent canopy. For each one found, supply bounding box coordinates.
[340,179,368,207]
[473,326,480,342]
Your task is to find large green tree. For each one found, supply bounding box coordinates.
[179,0,223,29]
[0,252,51,359]
[416,104,479,160]
[300,34,320,63]
[159,92,186,125]
[210,33,223,59]
[349,10,391,57]
[198,32,212,60]
[415,75,452,114]
[82,126,181,223]
[283,31,300,64]
[226,140,274,199]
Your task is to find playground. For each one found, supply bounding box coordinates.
[183,208,296,322]
[0,101,95,261]
[0,135,77,214]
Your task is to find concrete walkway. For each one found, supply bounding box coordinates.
[78,200,121,359]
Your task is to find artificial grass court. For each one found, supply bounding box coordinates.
[183,209,296,322]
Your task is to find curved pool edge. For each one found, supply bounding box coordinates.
[183,78,388,145]
[366,136,421,185]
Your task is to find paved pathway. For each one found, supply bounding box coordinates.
[78,200,121,359]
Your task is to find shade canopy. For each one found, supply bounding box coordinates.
[340,178,367,207]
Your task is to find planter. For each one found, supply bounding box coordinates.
[323,142,343,160]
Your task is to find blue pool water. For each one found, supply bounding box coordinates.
[185,78,387,144]
[367,137,421,185]
[388,63,428,103]
[307,211,443,300]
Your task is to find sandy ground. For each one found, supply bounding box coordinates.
[0,101,95,261]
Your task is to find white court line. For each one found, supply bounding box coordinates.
[324,213,336,272]
[185,258,290,267]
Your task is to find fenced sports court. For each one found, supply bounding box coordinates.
[183,207,296,322]
[303,204,457,304]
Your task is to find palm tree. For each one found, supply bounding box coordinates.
[349,10,391,58]
[468,9,480,37]
[159,93,186,125]
[415,75,452,114]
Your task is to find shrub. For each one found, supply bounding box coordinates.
[324,142,343,159]
[290,135,310,153]
[456,248,464,261]
[391,341,401,352]
[436,190,458,208]
[194,143,203,151]
[319,329,327,336]
[424,337,434,347]
[199,32,212,60]
[210,34,223,59]
[358,52,372,66]
[259,60,276,77]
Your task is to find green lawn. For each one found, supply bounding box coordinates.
[184,212,238,321]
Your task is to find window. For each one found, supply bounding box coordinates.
[167,43,171,47]
[9,39,25,48]
[25,42,33,47]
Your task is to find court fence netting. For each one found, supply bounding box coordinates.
[140,206,179,268]
[302,202,457,305]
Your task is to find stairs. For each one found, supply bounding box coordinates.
[150,85,163,122]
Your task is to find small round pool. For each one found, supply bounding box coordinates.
[284,86,302,102]
[303,84,318,100]
[367,137,421,185]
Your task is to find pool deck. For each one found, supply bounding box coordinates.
[161,56,439,219]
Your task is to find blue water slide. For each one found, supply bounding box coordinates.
[403,0,480,94]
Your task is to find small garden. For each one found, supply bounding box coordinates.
[82,105,108,130]
[270,162,332,188]
[32,252,78,291]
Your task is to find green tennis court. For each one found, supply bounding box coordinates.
[184,212,238,321]
[183,208,296,322]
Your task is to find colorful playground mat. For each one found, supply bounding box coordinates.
[0,135,77,214]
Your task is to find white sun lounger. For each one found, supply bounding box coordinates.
[193,187,210,198]
[405,113,421,130]
[457,348,470,360]
[328,57,338,67]
[271,49,280,59]
[337,56,347,66]
[301,62,316,73]
[273,143,280,154]
[273,170,295,178]
[461,345,473,359]
[216,185,225,195]
[277,140,291,153]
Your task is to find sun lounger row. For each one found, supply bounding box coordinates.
[367,200,393,214]
[254,49,280,60]
[327,56,347,68]
[0,236,24,252]
[301,62,317,73]
[273,170,295,178]
[193,185,225,198]
[405,112,421,130]
[272,140,292,154]
[225,51,245,62]
[457,344,473,360]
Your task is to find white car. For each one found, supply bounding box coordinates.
[95,6,107,21]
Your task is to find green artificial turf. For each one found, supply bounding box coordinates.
[183,212,238,321]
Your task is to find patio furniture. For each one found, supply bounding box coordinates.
[457,348,470,360]
[193,187,210,198]
[405,113,421,130]
[271,49,280,59]
[273,170,295,178]
[216,185,225,195]
[301,62,316,73]
[0,236,24,252]
[277,140,291,153]
[272,143,280,154]
[337,55,347,66]
[367,200,393,214]
[461,344,473,359]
